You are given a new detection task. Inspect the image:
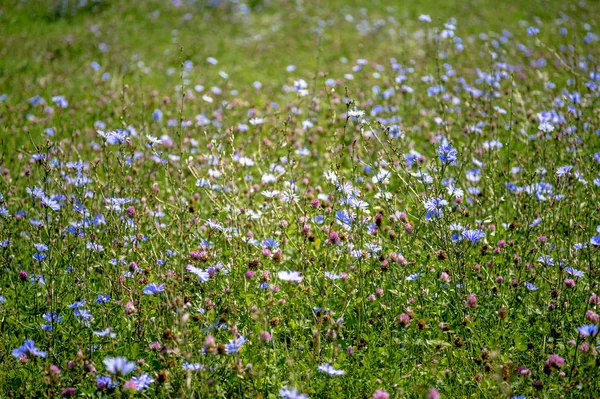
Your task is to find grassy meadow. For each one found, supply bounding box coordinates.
[1,0,600,397]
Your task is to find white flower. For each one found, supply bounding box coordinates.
[93,328,116,338]
[261,190,281,198]
[278,271,303,282]
[280,191,299,203]
[262,173,277,184]
[324,272,341,280]
[146,135,161,145]
[418,14,432,22]
[293,79,308,90]
[186,265,210,282]
[347,108,365,117]
[318,363,344,376]
[238,156,254,166]
[446,185,464,198]
[323,170,338,184]
[372,168,391,184]
[103,357,136,375]
[538,122,554,133]
[280,387,309,399]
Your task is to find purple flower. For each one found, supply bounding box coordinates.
[545,354,564,369]
[424,197,448,220]
[318,363,344,376]
[103,357,136,375]
[462,229,485,243]
[131,373,154,390]
[280,387,309,399]
[465,293,478,308]
[225,336,246,354]
[96,294,111,304]
[565,267,584,277]
[556,165,573,177]
[68,299,85,309]
[152,109,163,122]
[578,324,599,338]
[12,340,47,358]
[525,282,538,291]
[96,375,117,390]
[437,141,458,165]
[183,362,204,371]
[143,282,164,295]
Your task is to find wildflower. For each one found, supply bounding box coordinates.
[465,294,478,308]
[423,197,448,219]
[525,282,538,291]
[33,253,46,261]
[539,122,554,132]
[183,362,204,371]
[12,340,47,358]
[373,390,390,399]
[427,389,441,399]
[94,328,116,338]
[131,373,154,390]
[278,270,303,282]
[537,256,554,265]
[124,301,137,314]
[564,278,575,288]
[34,243,49,252]
[143,282,164,295]
[259,331,272,342]
[397,313,411,327]
[318,363,344,376]
[586,310,599,323]
[437,140,458,165]
[41,312,63,330]
[347,108,365,118]
[578,325,599,338]
[544,354,564,369]
[498,306,508,319]
[97,129,130,145]
[565,267,584,277]
[590,236,600,246]
[225,336,246,354]
[462,229,485,243]
[187,265,210,282]
[96,294,111,304]
[122,380,138,393]
[556,165,572,177]
[280,387,309,399]
[103,357,136,375]
[96,376,117,390]
[440,272,450,283]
